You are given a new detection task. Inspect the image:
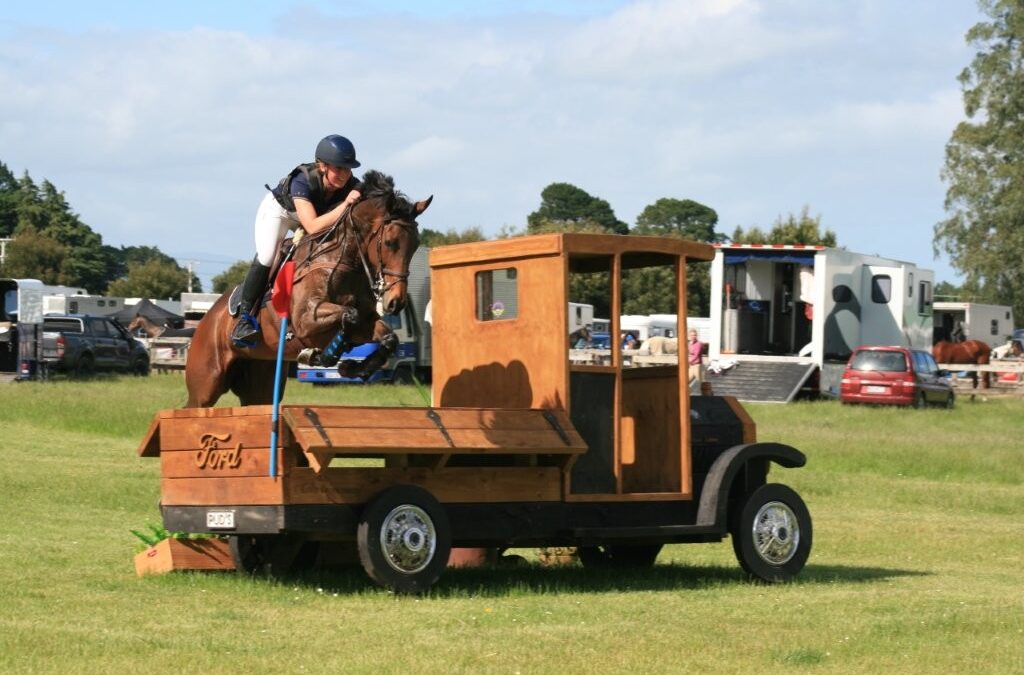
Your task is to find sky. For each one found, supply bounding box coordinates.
[0,0,984,292]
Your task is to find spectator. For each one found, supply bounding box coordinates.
[688,328,704,382]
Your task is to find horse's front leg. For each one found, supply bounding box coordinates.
[292,298,360,367]
[337,319,399,380]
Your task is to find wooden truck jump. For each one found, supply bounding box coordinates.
[138,233,812,593]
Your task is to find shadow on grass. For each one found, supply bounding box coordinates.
[266,561,929,598]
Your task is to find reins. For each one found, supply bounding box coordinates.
[291,202,416,310]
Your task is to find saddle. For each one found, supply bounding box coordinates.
[228,236,298,318]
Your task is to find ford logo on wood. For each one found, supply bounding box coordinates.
[195,433,243,470]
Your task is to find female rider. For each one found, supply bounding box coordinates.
[232,135,363,346]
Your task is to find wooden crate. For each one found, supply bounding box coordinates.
[133,538,234,576]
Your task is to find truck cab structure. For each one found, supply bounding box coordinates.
[708,244,935,401]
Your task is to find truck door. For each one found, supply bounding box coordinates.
[860,266,902,346]
[88,318,117,367]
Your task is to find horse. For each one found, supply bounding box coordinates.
[645,336,678,355]
[184,170,430,408]
[569,326,592,348]
[933,339,992,389]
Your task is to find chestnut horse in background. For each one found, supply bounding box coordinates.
[933,339,992,389]
[184,170,429,407]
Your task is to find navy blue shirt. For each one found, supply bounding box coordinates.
[289,171,362,214]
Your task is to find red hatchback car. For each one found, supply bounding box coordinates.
[840,346,955,408]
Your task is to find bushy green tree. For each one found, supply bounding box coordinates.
[107,258,191,300]
[420,226,486,248]
[527,182,628,234]
[731,206,837,246]
[935,0,1024,320]
[211,260,251,293]
[0,229,67,282]
[634,198,725,242]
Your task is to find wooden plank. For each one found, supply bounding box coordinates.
[289,426,582,454]
[283,406,569,431]
[284,467,563,504]
[134,538,234,576]
[137,414,161,457]
[158,405,274,420]
[429,234,563,268]
[158,416,274,452]
[160,445,271,478]
[160,476,284,506]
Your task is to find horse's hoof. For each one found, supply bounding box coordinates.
[337,359,362,379]
[297,348,321,366]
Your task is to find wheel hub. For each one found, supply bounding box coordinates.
[752,500,800,565]
[380,504,436,574]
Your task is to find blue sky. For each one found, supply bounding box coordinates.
[1,1,983,292]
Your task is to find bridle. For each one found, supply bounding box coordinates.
[293,202,418,309]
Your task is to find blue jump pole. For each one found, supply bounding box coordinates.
[269,315,288,478]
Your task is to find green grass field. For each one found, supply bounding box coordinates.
[1,376,1022,673]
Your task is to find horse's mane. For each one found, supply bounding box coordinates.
[361,170,419,221]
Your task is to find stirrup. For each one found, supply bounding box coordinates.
[231,313,260,348]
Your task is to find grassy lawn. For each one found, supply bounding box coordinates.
[1,376,1022,673]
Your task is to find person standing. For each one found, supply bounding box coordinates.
[231,134,363,346]
[688,328,704,383]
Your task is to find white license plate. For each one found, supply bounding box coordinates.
[206,510,236,529]
[865,385,887,394]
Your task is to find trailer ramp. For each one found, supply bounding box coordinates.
[699,360,817,403]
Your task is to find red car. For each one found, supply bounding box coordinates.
[840,346,955,408]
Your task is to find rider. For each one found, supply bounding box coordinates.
[231,134,364,346]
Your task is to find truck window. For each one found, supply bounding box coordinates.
[871,275,892,303]
[43,319,84,333]
[475,268,518,321]
[917,281,932,314]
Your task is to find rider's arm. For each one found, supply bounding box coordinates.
[293,195,359,235]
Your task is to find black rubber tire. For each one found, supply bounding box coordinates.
[357,485,451,594]
[229,534,268,575]
[913,391,927,409]
[75,354,94,378]
[945,391,956,409]
[391,367,413,385]
[132,357,150,376]
[577,544,663,568]
[730,483,812,583]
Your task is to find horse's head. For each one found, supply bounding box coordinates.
[352,170,431,315]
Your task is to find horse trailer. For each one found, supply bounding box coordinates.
[932,301,1015,348]
[140,233,813,593]
[708,244,935,401]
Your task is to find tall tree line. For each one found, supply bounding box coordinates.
[0,161,198,297]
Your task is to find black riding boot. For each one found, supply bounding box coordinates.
[231,258,271,347]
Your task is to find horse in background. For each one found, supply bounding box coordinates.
[645,336,679,355]
[184,170,430,408]
[569,326,592,349]
[933,339,992,389]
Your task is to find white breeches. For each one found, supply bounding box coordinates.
[253,193,300,266]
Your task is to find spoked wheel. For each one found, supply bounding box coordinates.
[730,483,812,583]
[357,485,451,594]
[577,544,663,568]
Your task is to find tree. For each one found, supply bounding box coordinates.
[627,198,724,316]
[107,258,191,300]
[634,198,726,242]
[0,229,67,282]
[420,226,486,248]
[527,182,628,234]
[211,260,251,293]
[731,206,837,246]
[935,0,1024,321]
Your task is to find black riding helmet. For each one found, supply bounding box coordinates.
[315,134,361,169]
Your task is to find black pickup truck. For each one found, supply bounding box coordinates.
[41,315,150,376]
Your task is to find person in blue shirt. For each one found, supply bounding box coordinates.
[232,135,363,346]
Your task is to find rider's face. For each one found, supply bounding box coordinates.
[320,162,352,190]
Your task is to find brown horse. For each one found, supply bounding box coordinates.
[933,339,992,389]
[184,171,430,408]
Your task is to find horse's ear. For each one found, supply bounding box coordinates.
[414,195,433,216]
